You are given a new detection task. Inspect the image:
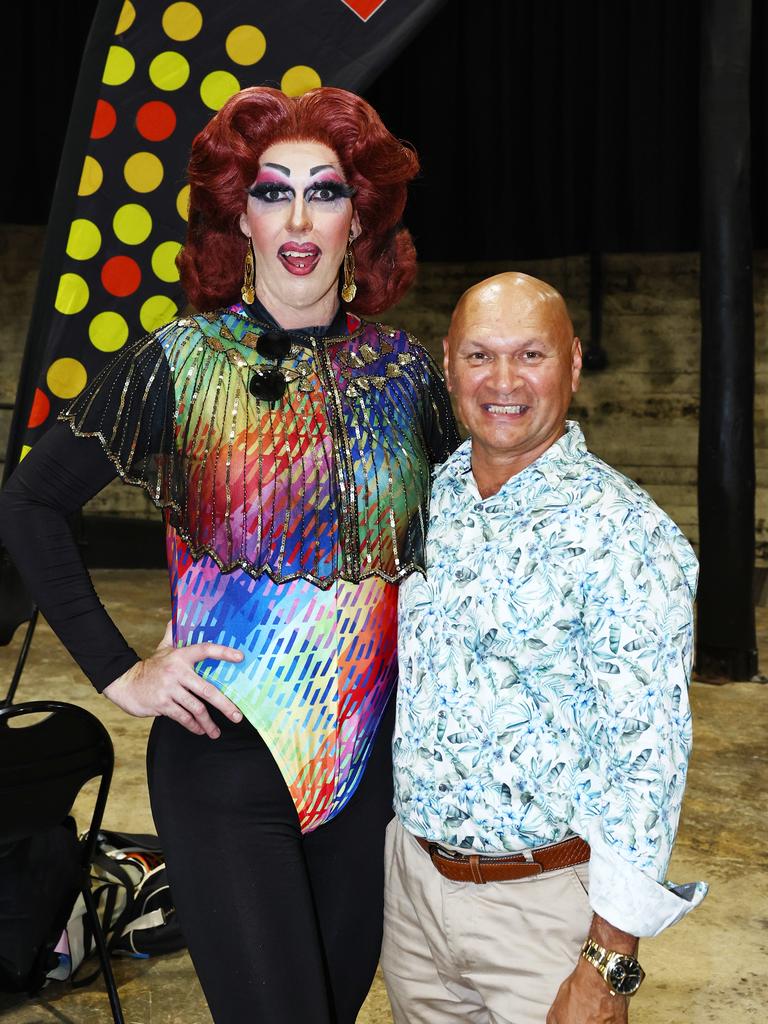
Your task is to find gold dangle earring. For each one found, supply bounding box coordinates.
[241,239,256,305]
[341,232,357,303]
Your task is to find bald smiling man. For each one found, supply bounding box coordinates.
[381,274,707,1024]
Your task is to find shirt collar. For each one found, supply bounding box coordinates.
[435,420,587,501]
[239,297,350,344]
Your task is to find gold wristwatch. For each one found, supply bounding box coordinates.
[580,937,645,997]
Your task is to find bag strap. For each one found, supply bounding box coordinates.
[70,856,139,987]
[97,830,163,853]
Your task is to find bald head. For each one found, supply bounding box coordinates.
[447,272,574,356]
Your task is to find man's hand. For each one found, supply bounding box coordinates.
[546,913,637,1024]
[103,621,244,738]
[546,957,628,1024]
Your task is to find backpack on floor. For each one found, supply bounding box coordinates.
[49,830,186,984]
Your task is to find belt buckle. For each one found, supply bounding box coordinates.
[427,842,460,862]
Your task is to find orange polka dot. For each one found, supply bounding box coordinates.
[27,388,51,429]
[101,255,142,296]
[91,99,117,139]
[135,100,177,141]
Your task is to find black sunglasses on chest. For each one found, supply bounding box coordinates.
[249,330,294,402]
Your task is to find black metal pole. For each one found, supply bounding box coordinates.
[697,0,757,680]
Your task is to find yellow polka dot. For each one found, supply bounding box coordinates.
[162,2,202,41]
[226,25,266,65]
[124,151,164,193]
[151,240,182,282]
[200,70,241,111]
[281,65,321,97]
[103,45,135,86]
[54,273,89,315]
[79,155,103,196]
[113,203,153,245]
[115,0,136,33]
[66,219,102,261]
[47,358,88,400]
[140,295,178,332]
[89,311,130,352]
[19,445,32,462]
[176,184,190,221]
[149,51,190,91]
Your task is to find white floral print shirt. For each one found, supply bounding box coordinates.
[394,422,707,937]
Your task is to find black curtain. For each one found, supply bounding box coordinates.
[2,2,99,224]
[364,0,704,259]
[3,0,767,258]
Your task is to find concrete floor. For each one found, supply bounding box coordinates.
[1,569,766,1023]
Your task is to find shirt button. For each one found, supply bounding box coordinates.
[474,503,483,512]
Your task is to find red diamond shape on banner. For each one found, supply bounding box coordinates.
[340,0,388,21]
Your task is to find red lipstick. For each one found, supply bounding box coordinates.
[278,242,320,276]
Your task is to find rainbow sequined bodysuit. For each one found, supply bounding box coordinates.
[64,305,458,831]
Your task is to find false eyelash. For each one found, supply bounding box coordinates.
[248,182,292,198]
[308,180,357,200]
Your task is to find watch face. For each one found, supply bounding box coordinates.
[607,956,644,995]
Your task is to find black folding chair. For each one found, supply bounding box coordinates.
[0,701,125,1023]
[0,546,38,706]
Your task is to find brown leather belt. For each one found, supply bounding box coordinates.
[414,834,590,884]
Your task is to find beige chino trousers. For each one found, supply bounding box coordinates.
[381,820,593,1024]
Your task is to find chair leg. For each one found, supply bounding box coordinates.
[2,606,39,705]
[80,883,126,1024]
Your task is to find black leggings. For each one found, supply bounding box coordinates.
[147,697,395,1024]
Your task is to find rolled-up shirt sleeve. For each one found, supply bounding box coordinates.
[570,511,708,937]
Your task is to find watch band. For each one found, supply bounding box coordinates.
[580,937,645,997]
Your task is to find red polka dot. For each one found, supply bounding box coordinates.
[101,255,142,297]
[27,388,51,429]
[136,101,177,142]
[91,99,117,139]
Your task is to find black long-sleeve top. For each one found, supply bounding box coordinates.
[0,423,141,689]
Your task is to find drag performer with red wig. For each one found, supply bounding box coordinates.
[0,87,458,1022]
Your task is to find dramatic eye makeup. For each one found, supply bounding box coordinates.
[247,163,356,204]
[305,179,356,202]
[247,181,295,202]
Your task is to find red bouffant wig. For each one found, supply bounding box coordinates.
[177,87,420,316]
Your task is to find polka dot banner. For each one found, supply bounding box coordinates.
[14,0,441,471]
[140,294,178,332]
[103,45,135,86]
[149,51,190,90]
[66,219,102,261]
[113,203,153,245]
[116,1,136,34]
[124,151,164,192]
[176,184,190,221]
[55,273,89,315]
[200,70,241,111]
[101,255,142,297]
[136,100,177,141]
[78,156,103,197]
[47,358,88,400]
[226,25,267,65]
[162,2,203,41]
[91,99,117,139]
[151,240,183,282]
[89,311,130,352]
[27,389,51,430]
[281,65,322,97]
